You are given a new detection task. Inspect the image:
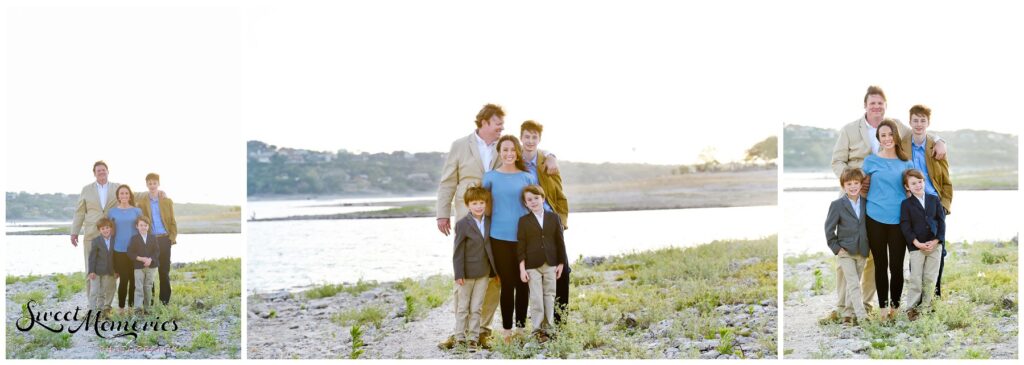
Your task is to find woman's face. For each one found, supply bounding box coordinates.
[118,188,131,204]
[878,125,895,150]
[499,140,518,166]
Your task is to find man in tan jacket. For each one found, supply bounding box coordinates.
[71,161,121,295]
[826,86,947,322]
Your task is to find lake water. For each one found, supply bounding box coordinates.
[5,234,244,276]
[246,196,433,220]
[246,205,778,293]
[782,190,1019,255]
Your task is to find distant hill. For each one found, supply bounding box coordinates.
[783,124,1018,172]
[5,192,240,228]
[247,138,776,197]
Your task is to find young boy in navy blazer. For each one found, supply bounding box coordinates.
[517,185,566,342]
[88,217,118,317]
[128,216,160,314]
[899,169,946,320]
[824,167,871,324]
[441,186,497,352]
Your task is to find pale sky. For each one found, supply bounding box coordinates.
[4,1,244,205]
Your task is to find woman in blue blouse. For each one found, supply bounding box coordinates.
[862,119,914,319]
[483,135,537,337]
[109,184,142,312]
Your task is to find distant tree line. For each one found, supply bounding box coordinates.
[5,192,238,221]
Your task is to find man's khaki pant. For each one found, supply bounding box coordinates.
[906,248,942,309]
[82,232,99,296]
[134,268,156,310]
[452,276,489,341]
[526,263,557,332]
[835,251,869,319]
[452,277,500,338]
[836,251,876,314]
[89,274,116,312]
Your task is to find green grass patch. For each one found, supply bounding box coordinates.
[6,273,45,285]
[330,306,387,329]
[306,278,378,299]
[395,274,452,321]
[188,331,219,352]
[53,272,86,301]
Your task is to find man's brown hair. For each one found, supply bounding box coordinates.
[864,85,887,105]
[520,120,544,136]
[93,160,108,172]
[839,167,866,187]
[475,103,506,128]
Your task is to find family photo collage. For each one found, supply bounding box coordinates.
[2,1,1020,363]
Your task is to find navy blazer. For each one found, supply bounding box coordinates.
[127,233,161,270]
[516,212,567,270]
[453,213,497,280]
[899,194,946,251]
[89,235,117,275]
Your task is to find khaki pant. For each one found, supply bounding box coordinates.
[82,233,98,295]
[906,248,942,309]
[526,263,557,332]
[836,251,875,314]
[452,276,489,341]
[836,251,868,319]
[89,274,117,312]
[134,268,156,310]
[452,277,500,338]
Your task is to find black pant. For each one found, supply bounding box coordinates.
[491,238,529,330]
[935,246,946,297]
[158,236,173,305]
[113,252,135,308]
[554,264,571,325]
[867,216,907,309]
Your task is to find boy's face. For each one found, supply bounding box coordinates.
[147,179,160,192]
[906,176,925,196]
[520,130,541,154]
[524,191,545,213]
[468,200,486,217]
[909,114,930,137]
[99,225,113,238]
[137,220,150,234]
[843,179,862,198]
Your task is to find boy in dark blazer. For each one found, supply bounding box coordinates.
[441,186,497,352]
[128,216,160,313]
[899,169,946,320]
[824,168,871,324]
[88,218,118,316]
[517,185,566,341]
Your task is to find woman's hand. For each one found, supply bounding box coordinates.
[456,278,464,286]
[520,269,530,283]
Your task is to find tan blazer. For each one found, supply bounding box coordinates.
[536,152,569,229]
[437,132,500,219]
[901,134,953,214]
[831,116,913,177]
[137,194,178,243]
[71,181,121,242]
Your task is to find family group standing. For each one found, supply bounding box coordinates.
[71,161,178,317]
[436,104,571,351]
[824,86,953,325]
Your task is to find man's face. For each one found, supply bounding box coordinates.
[864,94,887,121]
[520,130,541,154]
[843,179,862,198]
[468,200,487,218]
[94,165,109,184]
[906,176,925,196]
[99,225,113,238]
[480,115,504,142]
[909,114,930,137]
[147,179,160,192]
[523,191,545,213]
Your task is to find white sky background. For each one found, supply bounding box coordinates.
[241,0,1022,165]
[4,2,244,205]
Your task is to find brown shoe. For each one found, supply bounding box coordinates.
[477,334,492,350]
[818,310,841,325]
[907,308,919,321]
[466,340,478,353]
[437,336,458,350]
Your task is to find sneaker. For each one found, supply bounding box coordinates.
[437,336,458,350]
[818,310,841,325]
